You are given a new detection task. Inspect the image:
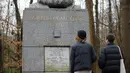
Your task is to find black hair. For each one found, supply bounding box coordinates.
[106,34,115,43]
[77,30,86,40]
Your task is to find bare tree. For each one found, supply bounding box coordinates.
[94,0,101,73]
[85,0,99,73]
[108,0,113,33]
[13,0,22,41]
[30,0,33,4]
[101,0,106,47]
[0,3,4,73]
[0,33,3,73]
[95,0,99,36]
[13,0,22,73]
[120,0,130,73]
[113,0,123,47]
[86,0,95,47]
[95,0,100,52]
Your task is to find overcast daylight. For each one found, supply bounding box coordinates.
[0,0,130,73]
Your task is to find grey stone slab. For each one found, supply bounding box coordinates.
[23,33,86,46]
[23,9,90,46]
[23,9,88,22]
[23,9,90,72]
[44,47,70,72]
[23,71,70,73]
[23,19,89,34]
[23,71,43,73]
[23,47,44,71]
[44,72,70,73]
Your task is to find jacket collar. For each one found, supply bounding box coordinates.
[107,42,115,45]
[77,41,86,44]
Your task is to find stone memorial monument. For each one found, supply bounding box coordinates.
[23,0,89,73]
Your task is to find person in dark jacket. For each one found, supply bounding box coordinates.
[70,30,97,73]
[98,34,122,73]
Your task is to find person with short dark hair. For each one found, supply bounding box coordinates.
[70,30,97,73]
[98,34,122,73]
[106,34,115,43]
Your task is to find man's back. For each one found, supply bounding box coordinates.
[70,30,97,73]
[98,43,121,73]
[71,42,97,72]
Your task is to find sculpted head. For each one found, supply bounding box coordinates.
[38,0,74,8]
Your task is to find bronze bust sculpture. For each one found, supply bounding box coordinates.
[29,0,81,9]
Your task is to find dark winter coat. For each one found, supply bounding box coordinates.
[98,43,121,73]
[70,42,97,73]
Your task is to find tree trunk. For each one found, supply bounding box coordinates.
[100,0,105,47]
[114,0,123,48]
[13,0,22,73]
[0,37,3,73]
[120,0,130,73]
[95,0,99,37]
[86,0,98,73]
[95,0,100,72]
[95,0,100,48]
[30,0,33,4]
[6,0,10,39]
[108,0,113,33]
[13,0,22,41]
[86,0,95,46]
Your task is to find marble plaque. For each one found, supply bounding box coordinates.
[45,47,70,72]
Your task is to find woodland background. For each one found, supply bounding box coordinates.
[0,0,130,73]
